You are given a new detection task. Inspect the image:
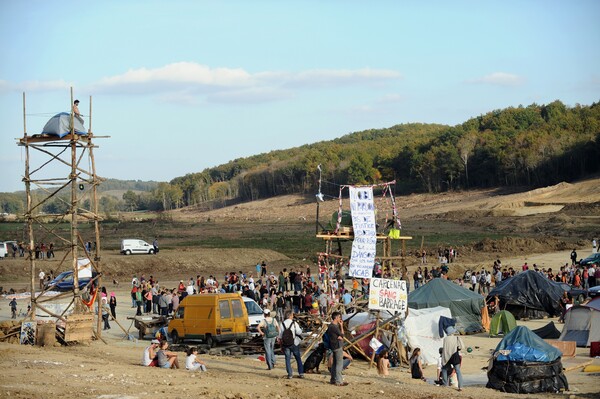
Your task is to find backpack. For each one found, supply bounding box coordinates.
[322,331,331,350]
[265,319,278,338]
[281,321,295,347]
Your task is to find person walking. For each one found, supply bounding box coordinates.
[280,310,304,379]
[441,327,465,391]
[257,309,280,370]
[10,298,17,319]
[38,270,45,290]
[98,297,110,330]
[327,311,348,386]
[109,292,117,319]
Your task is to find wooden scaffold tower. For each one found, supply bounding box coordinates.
[315,180,413,286]
[17,88,108,343]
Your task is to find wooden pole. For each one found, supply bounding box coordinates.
[69,87,82,315]
[23,92,37,321]
[369,311,381,369]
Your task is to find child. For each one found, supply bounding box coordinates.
[376,349,390,376]
[185,347,207,372]
[435,347,443,385]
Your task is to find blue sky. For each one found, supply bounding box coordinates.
[1,0,598,192]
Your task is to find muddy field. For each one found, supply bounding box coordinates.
[1,178,600,398]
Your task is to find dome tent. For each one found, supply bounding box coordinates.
[41,112,86,138]
[408,278,484,334]
[559,297,600,347]
[488,270,563,319]
[489,310,517,337]
[487,326,568,394]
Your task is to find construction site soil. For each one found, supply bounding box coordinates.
[1,178,600,398]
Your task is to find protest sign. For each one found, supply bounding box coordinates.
[368,278,408,314]
[348,186,377,278]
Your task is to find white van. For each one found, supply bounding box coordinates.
[242,296,265,337]
[120,239,155,255]
[0,242,7,258]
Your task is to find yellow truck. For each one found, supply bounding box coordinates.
[168,293,250,346]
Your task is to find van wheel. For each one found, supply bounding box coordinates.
[171,330,181,344]
[206,335,216,348]
[149,249,155,254]
[125,250,131,255]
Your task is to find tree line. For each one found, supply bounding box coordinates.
[1,100,599,214]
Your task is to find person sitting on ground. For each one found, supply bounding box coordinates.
[156,340,180,369]
[185,347,207,372]
[142,339,160,367]
[327,349,353,372]
[410,348,426,381]
[376,349,390,376]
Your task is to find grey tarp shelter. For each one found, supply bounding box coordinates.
[41,112,86,138]
[559,297,600,347]
[487,270,564,319]
[408,278,485,333]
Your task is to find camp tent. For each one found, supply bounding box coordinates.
[488,270,564,319]
[532,321,561,340]
[487,326,568,394]
[408,278,484,334]
[41,112,86,138]
[489,310,517,337]
[404,306,452,365]
[559,297,600,347]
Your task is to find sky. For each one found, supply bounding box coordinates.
[1,0,599,193]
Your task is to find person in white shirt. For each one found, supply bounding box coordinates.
[142,339,160,366]
[39,270,45,290]
[185,347,207,371]
[280,310,304,379]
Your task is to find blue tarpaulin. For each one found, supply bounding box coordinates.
[495,326,562,362]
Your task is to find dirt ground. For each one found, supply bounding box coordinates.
[0,280,599,399]
[1,178,600,398]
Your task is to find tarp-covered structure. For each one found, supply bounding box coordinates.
[41,112,86,138]
[408,278,484,334]
[404,306,452,365]
[489,310,517,337]
[559,297,600,347]
[487,326,568,394]
[487,270,564,319]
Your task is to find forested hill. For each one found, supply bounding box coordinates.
[165,100,600,210]
[1,100,599,214]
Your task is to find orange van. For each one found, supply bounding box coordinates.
[168,293,250,346]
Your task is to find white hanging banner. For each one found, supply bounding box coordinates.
[349,186,377,278]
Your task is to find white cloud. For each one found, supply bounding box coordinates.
[466,72,525,87]
[95,62,254,89]
[206,87,293,104]
[1,62,402,105]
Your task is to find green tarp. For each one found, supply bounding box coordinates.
[408,278,485,333]
[489,310,517,337]
[326,210,353,230]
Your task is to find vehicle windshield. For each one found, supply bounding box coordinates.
[244,299,262,315]
[52,271,72,282]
